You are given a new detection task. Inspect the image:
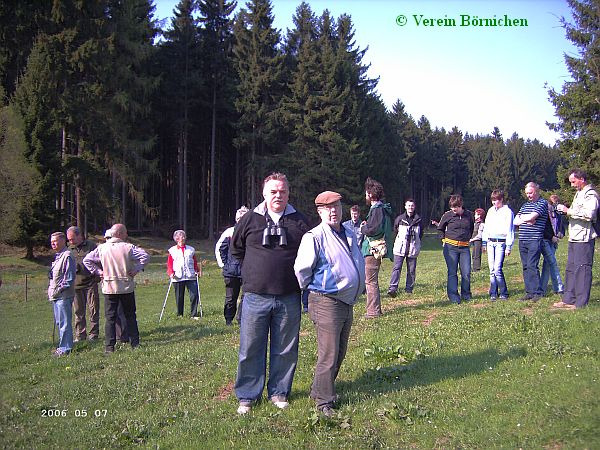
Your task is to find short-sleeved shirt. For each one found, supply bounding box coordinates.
[517,198,548,241]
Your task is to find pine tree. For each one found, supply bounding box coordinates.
[198,0,237,237]
[155,0,203,230]
[0,97,42,258]
[232,0,283,207]
[548,0,600,182]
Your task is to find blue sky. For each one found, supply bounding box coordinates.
[154,0,576,145]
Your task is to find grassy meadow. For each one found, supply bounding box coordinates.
[0,234,599,449]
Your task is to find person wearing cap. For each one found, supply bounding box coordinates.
[231,173,309,415]
[167,230,202,319]
[294,191,365,417]
[215,206,249,325]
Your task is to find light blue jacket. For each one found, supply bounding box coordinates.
[294,223,365,305]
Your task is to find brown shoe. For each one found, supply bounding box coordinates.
[551,301,576,309]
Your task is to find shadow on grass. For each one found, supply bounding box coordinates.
[337,346,526,404]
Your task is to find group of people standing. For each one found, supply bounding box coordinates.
[46,168,597,419]
[47,224,148,357]
[433,169,598,310]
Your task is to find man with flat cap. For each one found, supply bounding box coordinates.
[294,191,365,417]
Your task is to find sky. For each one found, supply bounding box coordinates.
[154,0,577,146]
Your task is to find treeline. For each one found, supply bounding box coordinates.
[0,0,562,257]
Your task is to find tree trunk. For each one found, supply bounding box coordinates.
[209,83,217,239]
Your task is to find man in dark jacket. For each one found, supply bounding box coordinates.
[67,226,100,342]
[231,173,309,415]
[215,206,249,325]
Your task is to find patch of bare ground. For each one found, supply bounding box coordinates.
[470,302,487,309]
[215,380,234,401]
[522,307,534,316]
[299,330,310,337]
[422,311,440,326]
[382,298,422,314]
[542,442,563,450]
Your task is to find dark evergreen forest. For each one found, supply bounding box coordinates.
[1,0,596,258]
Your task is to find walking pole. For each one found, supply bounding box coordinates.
[159,278,173,323]
[196,273,203,318]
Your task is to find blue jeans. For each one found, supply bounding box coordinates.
[518,239,543,296]
[442,244,471,303]
[540,240,563,294]
[53,298,73,352]
[235,292,301,402]
[487,241,508,298]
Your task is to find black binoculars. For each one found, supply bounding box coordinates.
[262,224,288,247]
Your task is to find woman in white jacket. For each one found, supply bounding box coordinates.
[167,230,201,319]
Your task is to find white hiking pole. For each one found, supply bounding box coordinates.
[159,278,173,323]
[196,273,203,318]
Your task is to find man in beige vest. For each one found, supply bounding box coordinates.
[84,224,148,354]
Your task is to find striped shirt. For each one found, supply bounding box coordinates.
[517,198,548,241]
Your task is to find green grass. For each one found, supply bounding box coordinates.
[1,235,599,449]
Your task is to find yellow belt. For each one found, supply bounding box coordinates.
[442,237,470,247]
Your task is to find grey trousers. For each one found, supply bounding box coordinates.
[308,292,353,408]
[563,240,595,308]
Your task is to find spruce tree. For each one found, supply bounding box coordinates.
[232,0,283,207]
[548,0,600,182]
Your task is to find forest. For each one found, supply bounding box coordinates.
[0,0,597,257]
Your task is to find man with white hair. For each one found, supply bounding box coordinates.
[215,206,249,325]
[231,173,309,415]
[167,230,201,319]
[83,224,148,354]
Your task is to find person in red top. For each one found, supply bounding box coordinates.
[167,230,201,319]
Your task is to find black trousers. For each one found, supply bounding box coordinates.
[104,292,139,348]
[223,277,242,322]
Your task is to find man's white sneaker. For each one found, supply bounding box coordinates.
[271,396,289,409]
[237,403,252,415]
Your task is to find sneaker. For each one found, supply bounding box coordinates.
[104,346,115,355]
[73,336,85,343]
[318,405,336,418]
[88,335,99,341]
[271,395,289,409]
[52,349,70,357]
[225,320,233,326]
[531,295,542,303]
[191,316,200,320]
[499,296,508,300]
[387,290,397,298]
[237,401,252,415]
[490,296,497,302]
[518,295,533,302]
